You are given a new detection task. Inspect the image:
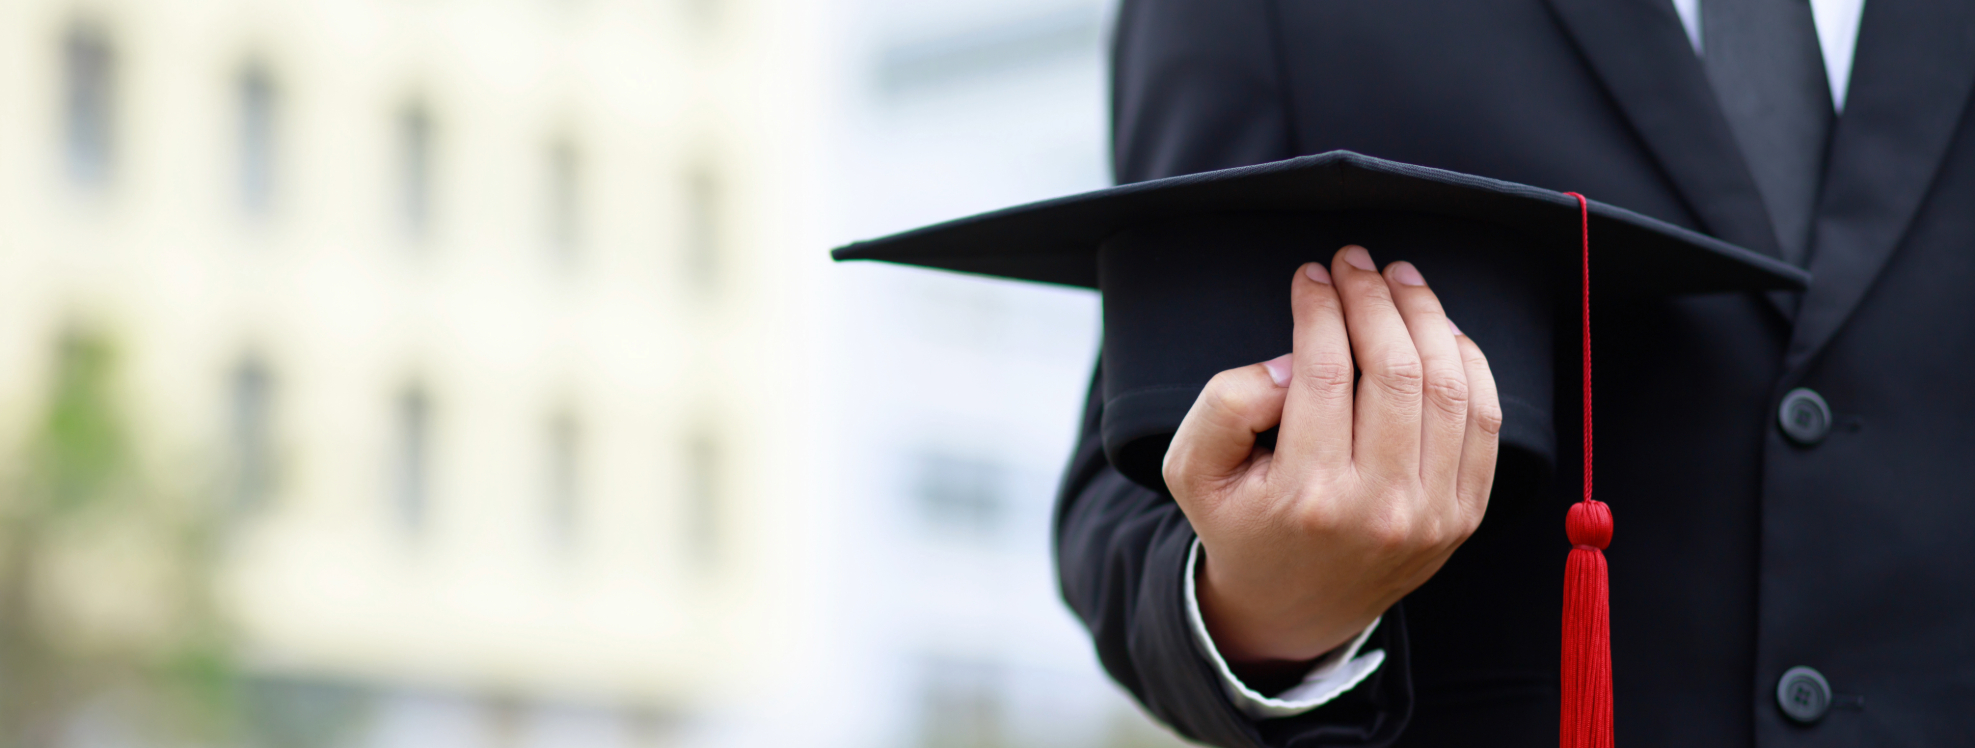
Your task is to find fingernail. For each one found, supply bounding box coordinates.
[1448,319,1463,337]
[1263,354,1292,387]
[1390,261,1426,286]
[1342,246,1375,271]
[1303,262,1332,284]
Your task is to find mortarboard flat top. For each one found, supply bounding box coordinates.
[833,151,1809,492]
[832,150,1807,294]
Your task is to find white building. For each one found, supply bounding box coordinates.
[0,0,1189,745]
[0,0,828,744]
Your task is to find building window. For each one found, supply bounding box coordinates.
[63,22,115,187]
[546,410,581,548]
[684,166,721,295]
[912,453,1005,537]
[228,357,275,512]
[547,139,581,264]
[397,103,434,237]
[685,432,721,569]
[237,63,278,214]
[392,386,431,533]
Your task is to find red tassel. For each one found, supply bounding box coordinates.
[1562,500,1614,748]
[1559,192,1613,748]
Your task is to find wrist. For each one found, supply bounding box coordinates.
[1196,544,1371,664]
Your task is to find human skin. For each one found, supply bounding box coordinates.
[1162,245,1502,681]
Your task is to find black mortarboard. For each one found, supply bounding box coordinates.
[832,151,1807,492]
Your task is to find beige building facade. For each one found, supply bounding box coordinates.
[0,0,830,735]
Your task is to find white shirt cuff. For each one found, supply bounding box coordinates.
[1183,538,1386,720]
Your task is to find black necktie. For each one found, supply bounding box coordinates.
[1701,0,1835,267]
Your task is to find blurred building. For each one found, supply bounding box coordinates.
[805,1,1189,747]
[0,0,1188,746]
[0,0,827,744]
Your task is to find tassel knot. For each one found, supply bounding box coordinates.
[1566,499,1612,550]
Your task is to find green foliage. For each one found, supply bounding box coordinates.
[28,332,129,518]
[0,328,248,748]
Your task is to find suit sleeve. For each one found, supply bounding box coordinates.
[1066,2,1418,744]
[1054,366,1413,748]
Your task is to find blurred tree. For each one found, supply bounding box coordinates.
[0,329,240,748]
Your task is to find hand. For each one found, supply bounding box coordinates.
[1163,245,1503,668]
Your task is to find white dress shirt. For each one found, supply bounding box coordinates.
[1186,0,1868,718]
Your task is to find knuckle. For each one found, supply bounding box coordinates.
[1160,448,1187,486]
[1205,380,1261,420]
[1199,369,1241,402]
[1297,353,1356,399]
[1364,511,1417,552]
[1371,353,1426,397]
[1292,502,1342,536]
[1423,367,1471,416]
[1472,400,1506,436]
[1412,514,1447,548]
[1203,368,1242,395]
[1161,443,1204,492]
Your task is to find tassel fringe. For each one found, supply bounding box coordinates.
[1561,499,1613,748]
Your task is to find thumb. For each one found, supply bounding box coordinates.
[1163,354,1293,502]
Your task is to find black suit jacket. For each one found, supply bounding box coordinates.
[1054,1,1975,746]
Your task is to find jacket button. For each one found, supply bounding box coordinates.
[1777,666,1832,723]
[1778,388,1832,445]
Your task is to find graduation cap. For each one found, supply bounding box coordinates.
[834,151,1808,746]
[833,150,1806,491]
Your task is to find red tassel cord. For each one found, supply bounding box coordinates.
[1559,193,1614,748]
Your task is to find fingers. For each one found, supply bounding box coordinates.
[1275,261,1356,479]
[1331,246,1424,486]
[1453,334,1503,526]
[1383,261,1470,500]
[1164,355,1294,510]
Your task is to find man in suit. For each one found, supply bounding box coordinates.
[1054,0,1975,745]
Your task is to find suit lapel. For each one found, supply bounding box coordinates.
[1543,0,1786,267]
[1785,0,1975,372]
